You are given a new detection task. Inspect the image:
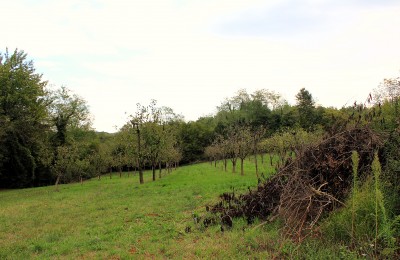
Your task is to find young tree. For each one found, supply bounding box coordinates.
[225,126,240,173]
[90,142,111,180]
[130,103,149,184]
[142,121,163,181]
[219,137,229,172]
[236,125,252,176]
[129,100,164,183]
[204,144,219,166]
[52,144,78,191]
[110,132,129,178]
[251,126,266,178]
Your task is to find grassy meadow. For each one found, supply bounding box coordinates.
[0,157,354,259]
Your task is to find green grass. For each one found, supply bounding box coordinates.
[0,157,354,259]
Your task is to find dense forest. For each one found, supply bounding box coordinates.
[1,49,399,190]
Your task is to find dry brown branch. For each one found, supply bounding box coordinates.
[209,126,383,241]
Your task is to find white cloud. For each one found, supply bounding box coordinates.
[2,0,400,132]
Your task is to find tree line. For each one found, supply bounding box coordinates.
[1,48,399,189]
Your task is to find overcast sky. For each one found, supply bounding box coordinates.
[2,0,400,132]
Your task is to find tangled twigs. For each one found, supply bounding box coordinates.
[209,126,382,240]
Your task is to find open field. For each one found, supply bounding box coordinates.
[1,158,351,259]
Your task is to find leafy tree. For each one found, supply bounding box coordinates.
[178,117,215,164]
[204,144,219,166]
[224,126,240,173]
[52,144,82,191]
[158,122,179,175]
[90,142,111,180]
[296,88,315,130]
[374,76,400,106]
[47,88,93,187]
[373,75,400,130]
[142,121,163,181]
[110,131,130,178]
[49,86,90,147]
[130,100,162,183]
[277,103,298,130]
[0,49,51,188]
[118,124,137,175]
[213,135,230,172]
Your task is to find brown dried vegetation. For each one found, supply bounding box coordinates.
[209,127,383,240]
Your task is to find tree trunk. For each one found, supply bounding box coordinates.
[119,167,122,178]
[214,159,217,167]
[136,126,144,184]
[152,164,156,181]
[240,158,244,176]
[254,154,259,178]
[224,159,227,172]
[139,165,144,184]
[270,154,273,167]
[261,153,264,165]
[158,162,161,178]
[232,159,237,173]
[55,174,61,191]
[109,167,112,179]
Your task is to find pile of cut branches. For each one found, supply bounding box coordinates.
[209,127,382,239]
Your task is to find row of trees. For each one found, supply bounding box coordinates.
[203,76,400,179]
[2,48,399,189]
[0,49,183,188]
[109,101,182,184]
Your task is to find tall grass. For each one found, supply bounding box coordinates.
[321,151,397,258]
[351,150,360,246]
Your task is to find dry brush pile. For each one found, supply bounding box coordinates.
[208,127,383,239]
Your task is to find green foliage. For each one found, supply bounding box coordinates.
[49,86,90,147]
[261,128,323,163]
[322,172,396,258]
[371,152,395,254]
[1,160,361,259]
[296,87,316,130]
[1,159,385,259]
[0,49,50,188]
[351,151,360,245]
[381,131,400,195]
[0,49,98,188]
[178,117,215,163]
[0,163,260,259]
